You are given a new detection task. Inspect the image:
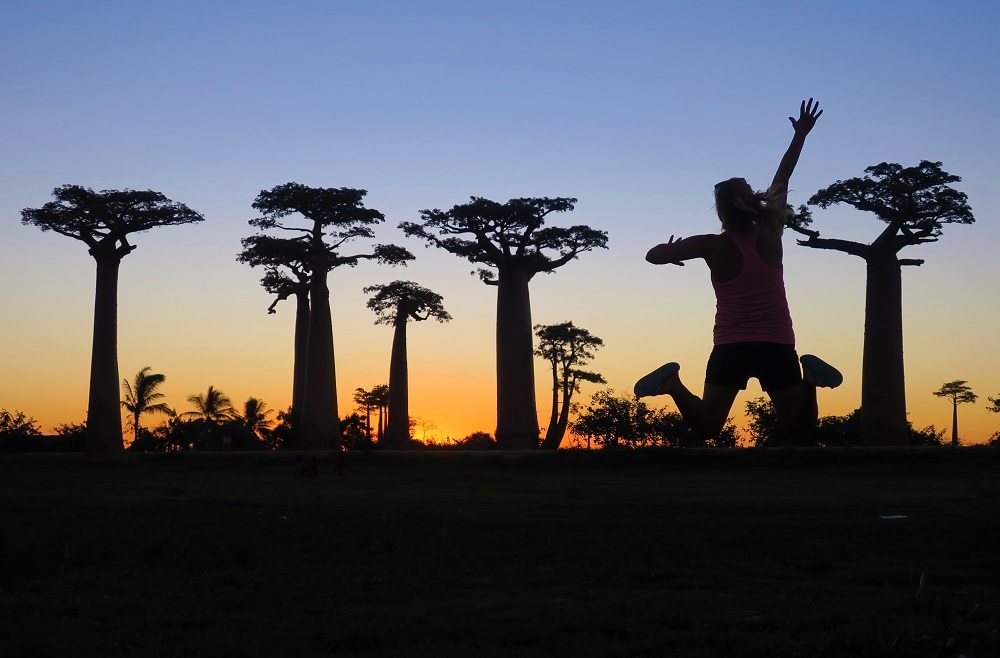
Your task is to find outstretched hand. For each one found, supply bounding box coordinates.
[789,98,822,135]
[664,235,685,266]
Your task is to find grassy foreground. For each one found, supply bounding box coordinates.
[1,449,999,657]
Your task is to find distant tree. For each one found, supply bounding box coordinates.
[988,396,1000,414]
[413,417,438,442]
[0,409,42,451]
[744,397,778,447]
[369,384,390,442]
[451,431,495,450]
[53,421,88,451]
[534,321,605,449]
[340,412,372,450]
[353,387,376,440]
[791,162,974,445]
[239,397,274,441]
[22,185,203,454]
[570,390,709,449]
[237,236,312,435]
[401,197,608,449]
[120,367,174,445]
[364,280,451,448]
[182,386,236,425]
[250,183,413,450]
[932,381,977,447]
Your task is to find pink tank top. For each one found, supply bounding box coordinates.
[712,227,795,345]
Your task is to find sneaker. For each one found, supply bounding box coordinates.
[800,354,843,388]
[634,362,680,397]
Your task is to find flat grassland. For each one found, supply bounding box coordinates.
[1,449,998,657]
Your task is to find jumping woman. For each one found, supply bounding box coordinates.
[635,99,842,446]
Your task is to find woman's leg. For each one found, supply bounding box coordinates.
[768,381,818,446]
[657,373,739,443]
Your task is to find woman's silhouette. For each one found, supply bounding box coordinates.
[636,99,841,445]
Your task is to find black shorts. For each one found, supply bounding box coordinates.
[705,342,802,392]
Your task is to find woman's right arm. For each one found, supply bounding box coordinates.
[769,99,822,201]
[646,234,717,266]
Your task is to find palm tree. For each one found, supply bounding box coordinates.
[182,386,236,425]
[120,367,174,444]
[240,397,274,440]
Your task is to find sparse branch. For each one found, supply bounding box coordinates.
[796,235,870,259]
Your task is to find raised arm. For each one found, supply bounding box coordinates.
[769,98,822,205]
[646,234,718,266]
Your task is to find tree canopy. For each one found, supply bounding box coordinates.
[400,196,608,283]
[934,381,978,406]
[791,161,974,265]
[364,280,452,325]
[22,185,204,258]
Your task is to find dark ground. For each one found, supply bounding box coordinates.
[1,448,999,657]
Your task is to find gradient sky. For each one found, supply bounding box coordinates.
[1,1,998,443]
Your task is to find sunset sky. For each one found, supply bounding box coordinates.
[1,1,997,443]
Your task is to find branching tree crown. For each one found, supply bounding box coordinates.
[789,160,974,265]
[400,196,608,283]
[21,185,204,258]
[363,280,452,325]
[249,183,413,269]
[933,380,978,406]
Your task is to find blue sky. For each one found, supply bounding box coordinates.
[1,1,998,440]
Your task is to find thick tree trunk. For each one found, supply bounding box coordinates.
[291,290,309,421]
[539,361,560,449]
[283,288,310,450]
[384,316,411,448]
[87,255,124,454]
[860,251,908,445]
[299,269,339,450]
[951,401,959,447]
[495,270,539,449]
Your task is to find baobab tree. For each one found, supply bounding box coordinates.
[364,280,451,448]
[120,367,174,444]
[21,185,203,454]
[401,197,608,449]
[933,381,977,447]
[534,321,605,449]
[249,183,413,450]
[791,161,974,445]
[237,235,311,435]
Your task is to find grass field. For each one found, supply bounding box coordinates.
[1,449,999,657]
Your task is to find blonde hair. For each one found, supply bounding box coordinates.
[714,178,791,231]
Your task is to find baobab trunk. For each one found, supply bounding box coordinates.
[86,255,124,454]
[495,270,539,449]
[540,361,560,449]
[384,315,411,448]
[299,270,340,450]
[286,288,310,449]
[951,401,959,447]
[860,251,908,446]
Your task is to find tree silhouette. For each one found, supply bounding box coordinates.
[249,183,413,450]
[933,381,977,447]
[239,397,274,441]
[369,384,390,442]
[534,321,605,449]
[182,386,236,425]
[353,387,376,440]
[401,197,608,449]
[237,235,312,437]
[120,367,174,445]
[990,396,1000,414]
[364,280,451,448]
[791,162,974,445]
[21,185,203,454]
